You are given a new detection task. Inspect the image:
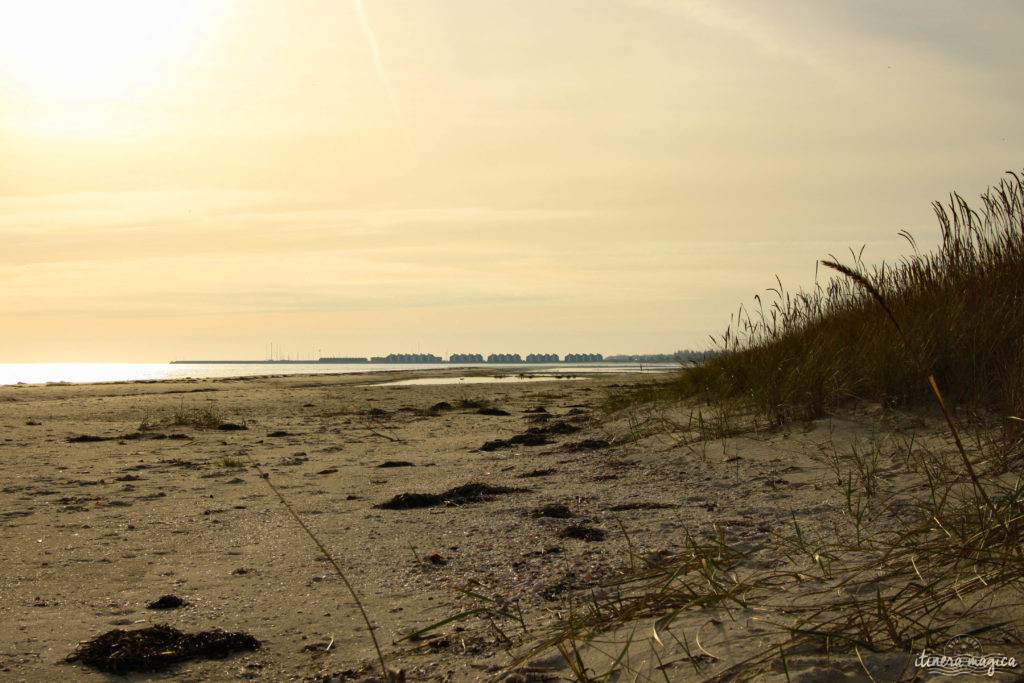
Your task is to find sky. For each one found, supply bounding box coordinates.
[1,0,1023,362]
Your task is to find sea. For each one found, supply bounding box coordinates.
[0,362,677,387]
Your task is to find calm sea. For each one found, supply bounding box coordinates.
[0,362,673,386]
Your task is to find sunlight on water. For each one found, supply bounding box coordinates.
[0,362,676,386]
[0,363,178,385]
[0,363,344,385]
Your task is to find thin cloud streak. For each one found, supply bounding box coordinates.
[349,0,412,151]
[629,0,839,80]
[0,189,593,235]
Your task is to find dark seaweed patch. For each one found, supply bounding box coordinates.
[560,524,606,541]
[147,595,187,609]
[561,438,610,452]
[542,421,582,436]
[66,624,259,673]
[159,458,205,469]
[376,482,527,509]
[69,432,188,443]
[480,432,553,451]
[477,407,511,416]
[479,421,581,451]
[531,503,574,519]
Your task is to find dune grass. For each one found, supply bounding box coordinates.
[512,171,1024,680]
[681,170,1024,426]
[527,443,1023,680]
[169,398,226,429]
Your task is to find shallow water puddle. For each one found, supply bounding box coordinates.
[365,375,589,387]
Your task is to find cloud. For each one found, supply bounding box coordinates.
[349,0,411,149]
[625,0,841,80]
[0,188,597,265]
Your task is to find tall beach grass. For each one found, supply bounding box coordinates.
[684,170,1024,425]
[517,170,1024,680]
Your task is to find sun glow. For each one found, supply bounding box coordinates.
[0,1,221,134]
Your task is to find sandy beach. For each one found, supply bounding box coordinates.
[1,370,1018,681]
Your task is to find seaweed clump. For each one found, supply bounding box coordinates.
[376,482,526,509]
[66,624,259,673]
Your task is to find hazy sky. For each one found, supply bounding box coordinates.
[2,1,1022,362]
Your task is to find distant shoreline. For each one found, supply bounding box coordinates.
[168,359,630,365]
[170,354,697,365]
[0,361,678,387]
[173,354,606,365]
[170,359,370,364]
